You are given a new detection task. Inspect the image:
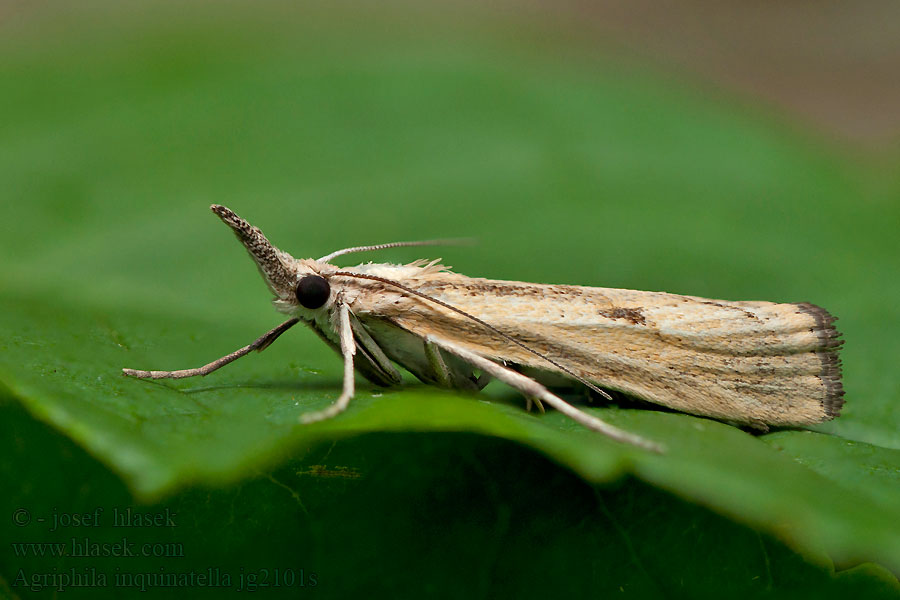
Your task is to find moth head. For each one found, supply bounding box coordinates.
[210,205,336,316]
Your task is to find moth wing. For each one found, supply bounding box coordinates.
[374,276,843,427]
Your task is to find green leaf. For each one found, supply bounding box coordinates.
[4,399,899,598]
[2,3,899,595]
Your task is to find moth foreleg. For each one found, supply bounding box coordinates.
[122,318,300,380]
[427,336,663,453]
[300,303,357,424]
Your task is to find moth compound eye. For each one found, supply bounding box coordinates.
[295,275,330,309]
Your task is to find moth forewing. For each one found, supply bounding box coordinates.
[349,271,844,427]
[123,205,844,454]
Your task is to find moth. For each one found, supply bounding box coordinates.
[123,205,844,452]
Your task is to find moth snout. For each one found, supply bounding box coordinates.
[210,204,254,237]
[209,204,297,298]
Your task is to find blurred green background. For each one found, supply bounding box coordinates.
[2,1,899,598]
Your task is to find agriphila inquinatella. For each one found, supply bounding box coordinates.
[123,206,845,453]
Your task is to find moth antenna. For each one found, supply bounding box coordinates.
[333,271,614,401]
[319,239,473,263]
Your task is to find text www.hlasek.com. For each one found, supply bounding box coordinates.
[12,537,184,558]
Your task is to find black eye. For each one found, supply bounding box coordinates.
[295,275,330,309]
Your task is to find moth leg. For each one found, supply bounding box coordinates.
[348,314,402,385]
[122,318,300,379]
[427,336,663,453]
[424,340,487,391]
[474,371,492,388]
[300,303,357,424]
[525,397,546,413]
[424,340,454,387]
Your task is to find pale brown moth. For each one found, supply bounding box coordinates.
[123,205,844,452]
